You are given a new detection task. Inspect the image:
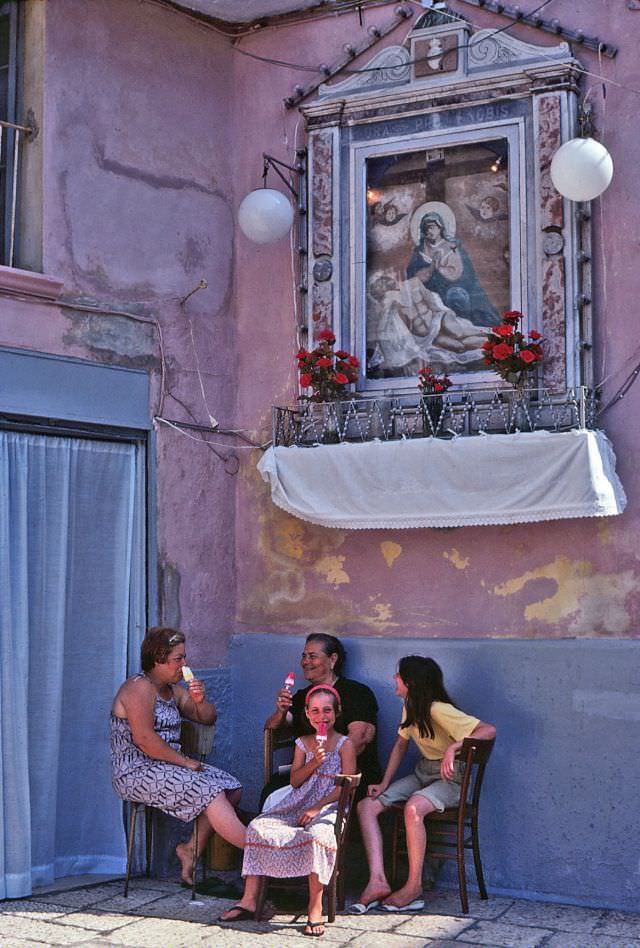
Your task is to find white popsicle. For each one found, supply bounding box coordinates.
[182,666,194,682]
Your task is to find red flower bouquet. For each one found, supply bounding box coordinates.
[297,329,360,402]
[483,311,543,387]
[418,365,453,396]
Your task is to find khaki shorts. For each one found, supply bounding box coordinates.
[377,758,463,812]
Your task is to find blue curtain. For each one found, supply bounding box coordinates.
[0,431,146,898]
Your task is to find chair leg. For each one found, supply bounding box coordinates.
[191,819,199,901]
[457,818,468,914]
[124,804,138,898]
[145,806,153,877]
[471,816,488,900]
[337,850,346,913]
[327,868,337,923]
[254,876,267,921]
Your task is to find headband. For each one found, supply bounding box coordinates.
[305,684,341,708]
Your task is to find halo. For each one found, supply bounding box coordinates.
[410,201,457,246]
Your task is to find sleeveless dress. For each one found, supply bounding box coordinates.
[242,735,347,886]
[109,680,241,823]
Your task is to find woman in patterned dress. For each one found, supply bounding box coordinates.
[219,685,357,937]
[110,627,245,884]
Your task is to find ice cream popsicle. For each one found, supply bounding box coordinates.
[182,666,194,682]
[316,721,328,745]
[284,671,295,693]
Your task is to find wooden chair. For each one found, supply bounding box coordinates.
[254,773,362,924]
[123,720,215,902]
[263,725,296,785]
[390,737,495,914]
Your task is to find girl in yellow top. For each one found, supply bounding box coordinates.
[354,656,496,914]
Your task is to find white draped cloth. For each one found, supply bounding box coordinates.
[258,429,626,529]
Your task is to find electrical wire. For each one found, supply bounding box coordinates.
[227,0,640,102]
[154,415,263,456]
[230,0,558,74]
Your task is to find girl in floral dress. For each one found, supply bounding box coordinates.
[219,685,356,937]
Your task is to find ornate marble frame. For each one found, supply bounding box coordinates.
[301,16,590,395]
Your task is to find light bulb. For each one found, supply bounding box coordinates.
[550,137,613,202]
[238,188,294,244]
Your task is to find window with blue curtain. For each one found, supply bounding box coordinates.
[0,428,147,898]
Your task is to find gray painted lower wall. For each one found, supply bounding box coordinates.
[203,634,640,912]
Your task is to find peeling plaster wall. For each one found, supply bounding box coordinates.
[0,0,238,665]
[233,0,640,644]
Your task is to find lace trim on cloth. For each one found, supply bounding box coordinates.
[257,429,626,530]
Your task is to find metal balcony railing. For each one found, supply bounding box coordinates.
[273,386,597,448]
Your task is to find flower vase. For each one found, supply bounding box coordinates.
[320,402,341,444]
[299,399,341,444]
[505,372,529,430]
[421,395,443,436]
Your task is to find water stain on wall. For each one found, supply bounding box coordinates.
[314,555,350,586]
[443,548,470,570]
[380,541,402,568]
[370,600,393,624]
[492,555,636,633]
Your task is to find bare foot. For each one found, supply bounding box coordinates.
[358,881,391,905]
[218,902,256,922]
[382,883,423,908]
[176,841,194,885]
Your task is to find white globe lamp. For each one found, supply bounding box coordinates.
[238,188,294,244]
[550,137,613,202]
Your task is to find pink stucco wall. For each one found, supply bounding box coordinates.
[231,0,640,642]
[1,0,239,664]
[1,0,638,669]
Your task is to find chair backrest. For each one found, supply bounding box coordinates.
[457,737,495,812]
[263,726,296,785]
[181,719,215,761]
[333,773,362,846]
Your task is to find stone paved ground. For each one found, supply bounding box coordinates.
[1,879,639,948]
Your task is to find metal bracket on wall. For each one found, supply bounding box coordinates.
[455,0,617,57]
[284,4,414,109]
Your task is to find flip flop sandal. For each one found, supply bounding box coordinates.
[382,899,425,912]
[350,899,381,914]
[217,905,257,923]
[304,918,325,936]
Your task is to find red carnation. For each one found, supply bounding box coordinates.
[315,357,332,368]
[335,350,350,359]
[299,373,313,387]
[317,329,336,343]
[529,330,542,340]
[519,350,536,364]
[503,310,522,323]
[334,372,349,385]
[492,343,514,360]
[495,325,514,338]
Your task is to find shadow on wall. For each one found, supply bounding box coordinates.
[223,633,640,913]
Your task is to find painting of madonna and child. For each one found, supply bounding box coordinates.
[365,138,512,382]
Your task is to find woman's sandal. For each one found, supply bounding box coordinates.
[304,918,325,937]
[217,905,256,923]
